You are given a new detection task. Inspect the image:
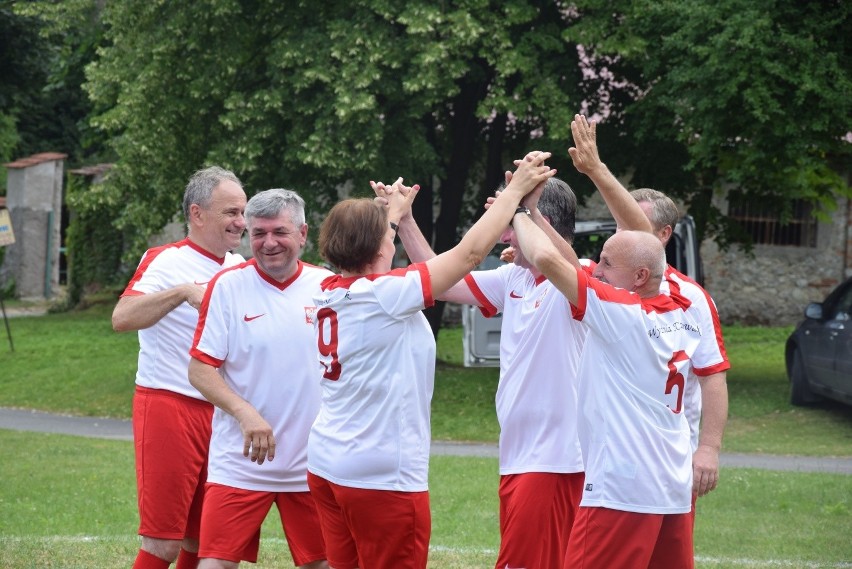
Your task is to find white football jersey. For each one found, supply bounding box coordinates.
[465,264,585,475]
[661,266,730,451]
[122,238,244,399]
[572,269,702,514]
[191,259,332,492]
[308,264,436,492]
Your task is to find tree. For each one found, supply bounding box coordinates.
[1,1,106,171]
[84,0,589,332]
[0,2,47,183]
[564,0,852,247]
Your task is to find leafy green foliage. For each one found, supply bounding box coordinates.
[64,174,125,306]
[565,0,852,245]
[83,0,586,259]
[4,1,107,165]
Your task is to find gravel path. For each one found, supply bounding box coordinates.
[2,407,850,474]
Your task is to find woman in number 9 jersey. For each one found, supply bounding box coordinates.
[306,152,555,569]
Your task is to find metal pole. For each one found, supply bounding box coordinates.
[0,289,13,352]
[45,210,53,298]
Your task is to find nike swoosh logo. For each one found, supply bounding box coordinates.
[243,313,266,322]
[509,291,523,299]
[194,280,209,285]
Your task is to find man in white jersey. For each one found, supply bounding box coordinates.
[384,114,652,569]
[188,189,329,569]
[113,166,247,569]
[628,188,729,501]
[513,208,702,569]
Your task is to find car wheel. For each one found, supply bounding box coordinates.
[789,349,821,406]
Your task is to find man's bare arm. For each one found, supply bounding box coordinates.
[693,372,728,497]
[569,114,652,233]
[188,358,275,465]
[515,173,582,269]
[112,283,205,332]
[512,212,580,305]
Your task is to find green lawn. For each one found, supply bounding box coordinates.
[0,430,849,569]
[1,301,851,567]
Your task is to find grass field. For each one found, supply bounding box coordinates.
[0,430,849,569]
[1,299,851,567]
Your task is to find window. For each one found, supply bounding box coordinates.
[728,197,817,247]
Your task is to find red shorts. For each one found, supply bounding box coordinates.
[307,472,430,569]
[565,506,693,569]
[198,483,326,565]
[495,471,584,569]
[133,386,213,540]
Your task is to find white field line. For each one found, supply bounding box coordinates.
[2,536,850,568]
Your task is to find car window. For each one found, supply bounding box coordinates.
[819,280,852,320]
[572,230,614,262]
[828,283,852,319]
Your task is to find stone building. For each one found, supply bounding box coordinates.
[703,194,851,326]
[1,152,67,300]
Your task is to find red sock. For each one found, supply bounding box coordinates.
[175,548,199,569]
[133,549,170,569]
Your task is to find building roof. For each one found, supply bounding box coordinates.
[68,163,115,176]
[4,152,68,169]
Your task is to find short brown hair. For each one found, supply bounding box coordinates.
[319,198,387,273]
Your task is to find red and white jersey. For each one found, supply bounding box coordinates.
[464,264,585,475]
[309,264,436,492]
[572,269,702,514]
[121,238,244,399]
[190,259,332,492]
[661,266,730,451]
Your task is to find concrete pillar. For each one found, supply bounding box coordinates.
[1,152,67,299]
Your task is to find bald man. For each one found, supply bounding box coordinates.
[513,211,703,569]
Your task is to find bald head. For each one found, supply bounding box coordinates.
[595,230,666,297]
[623,231,666,278]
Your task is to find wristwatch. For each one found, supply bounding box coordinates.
[510,206,531,226]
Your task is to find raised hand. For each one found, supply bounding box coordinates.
[382,177,419,223]
[568,114,604,177]
[370,180,391,208]
[505,151,556,198]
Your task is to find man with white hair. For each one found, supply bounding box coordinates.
[629,187,729,502]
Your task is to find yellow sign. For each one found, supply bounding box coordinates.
[0,208,15,247]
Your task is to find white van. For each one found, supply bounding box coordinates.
[462,215,703,366]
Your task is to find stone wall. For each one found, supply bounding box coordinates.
[702,197,851,326]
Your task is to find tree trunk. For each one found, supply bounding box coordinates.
[477,113,508,217]
[425,76,491,338]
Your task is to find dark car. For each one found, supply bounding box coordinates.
[785,276,852,406]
